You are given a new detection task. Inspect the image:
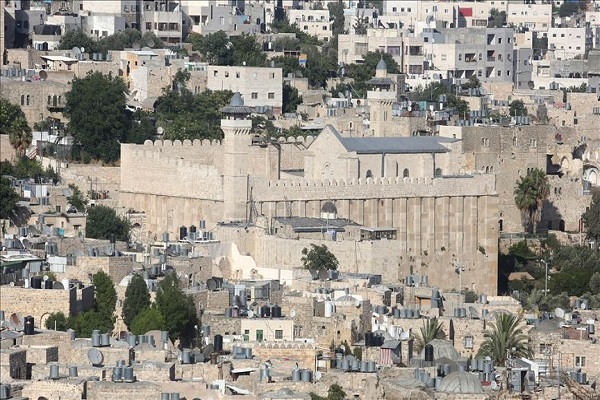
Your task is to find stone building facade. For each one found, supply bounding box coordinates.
[120,95,499,294]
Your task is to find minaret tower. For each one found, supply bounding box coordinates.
[220,92,253,222]
[367,58,397,137]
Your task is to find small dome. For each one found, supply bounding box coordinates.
[230,92,244,106]
[438,371,484,394]
[376,58,387,70]
[321,201,337,214]
[418,339,460,361]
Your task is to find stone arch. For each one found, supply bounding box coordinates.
[366,169,373,178]
[403,168,410,178]
[435,167,442,177]
[39,312,50,329]
[559,220,565,232]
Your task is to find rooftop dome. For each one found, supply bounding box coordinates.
[418,339,460,361]
[321,201,337,214]
[230,92,245,107]
[438,371,484,394]
[219,92,254,115]
[376,58,387,70]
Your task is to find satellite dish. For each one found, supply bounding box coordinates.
[87,348,104,366]
[469,306,479,319]
[43,275,49,282]
[581,302,587,310]
[72,46,81,55]
[132,42,141,51]
[247,310,254,318]
[53,281,64,290]
[290,310,296,318]
[399,331,410,340]
[39,70,48,80]
[206,279,217,291]
[146,39,155,48]
[80,47,85,53]
[555,308,565,319]
[355,299,361,308]
[337,92,345,99]
[157,127,164,135]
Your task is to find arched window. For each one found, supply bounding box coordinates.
[403,168,410,178]
[559,220,565,232]
[435,168,442,177]
[513,136,518,146]
[498,219,503,232]
[53,95,57,107]
[26,95,30,105]
[490,166,494,173]
[485,166,489,173]
[366,170,373,178]
[21,95,25,105]
[58,95,62,104]
[48,95,51,105]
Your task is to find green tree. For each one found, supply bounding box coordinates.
[283,85,302,113]
[328,1,346,37]
[448,95,470,119]
[488,8,507,28]
[415,318,446,352]
[69,310,101,337]
[272,37,300,52]
[130,306,165,335]
[476,313,532,364]
[509,99,528,117]
[67,184,87,213]
[122,274,151,330]
[93,270,117,333]
[58,29,95,52]
[45,311,68,331]
[410,81,449,102]
[188,31,266,67]
[463,75,481,90]
[0,177,20,219]
[346,50,399,97]
[1,98,32,157]
[583,188,600,243]
[514,168,550,233]
[155,273,198,344]
[85,205,130,241]
[126,109,156,144]
[464,289,478,303]
[558,1,582,17]
[590,272,600,294]
[353,10,370,34]
[301,244,339,272]
[64,72,129,163]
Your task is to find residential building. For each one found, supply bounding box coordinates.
[288,9,332,41]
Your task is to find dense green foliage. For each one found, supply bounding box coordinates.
[310,384,347,400]
[155,274,198,345]
[155,83,232,141]
[558,1,585,18]
[130,307,165,335]
[477,314,532,364]
[59,29,163,55]
[69,310,102,337]
[343,51,399,98]
[301,244,339,272]
[0,159,58,181]
[415,318,446,352]
[1,98,32,156]
[488,8,507,28]
[188,31,266,67]
[0,177,20,219]
[67,184,87,213]
[509,100,528,117]
[85,205,130,242]
[122,274,151,330]
[93,271,117,332]
[65,72,146,163]
[283,85,303,113]
[409,81,470,117]
[514,168,549,233]
[583,189,600,243]
[45,312,68,331]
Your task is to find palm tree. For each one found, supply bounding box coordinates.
[514,168,549,233]
[476,313,532,365]
[8,116,32,157]
[415,317,446,352]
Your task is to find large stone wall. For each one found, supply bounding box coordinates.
[0,134,16,162]
[0,285,77,324]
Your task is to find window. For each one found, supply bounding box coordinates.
[251,92,258,99]
[458,53,462,61]
[213,70,218,77]
[497,70,502,76]
[366,170,373,178]
[256,329,263,342]
[225,71,229,77]
[268,92,275,99]
[498,38,502,44]
[575,356,586,367]
[435,168,442,177]
[270,72,275,79]
[236,72,240,78]
[403,168,410,178]
[464,335,474,349]
[146,22,152,30]
[20,95,24,106]
[322,26,327,30]
[275,330,283,339]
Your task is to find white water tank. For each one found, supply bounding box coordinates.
[388,325,398,339]
[324,301,335,318]
[62,279,70,291]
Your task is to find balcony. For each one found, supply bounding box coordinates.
[487,56,496,62]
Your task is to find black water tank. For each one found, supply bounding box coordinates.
[425,344,434,362]
[31,276,42,289]
[260,304,271,318]
[189,225,197,234]
[179,226,188,240]
[110,233,116,244]
[365,331,374,347]
[213,334,223,352]
[271,304,282,318]
[24,316,34,335]
[44,279,53,289]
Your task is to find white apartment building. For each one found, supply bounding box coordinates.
[288,9,332,41]
[83,14,127,39]
[547,27,593,60]
[506,2,552,32]
[206,65,283,114]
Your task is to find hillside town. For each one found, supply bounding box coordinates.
[1,0,600,399]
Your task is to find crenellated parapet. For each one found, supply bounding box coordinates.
[253,174,496,202]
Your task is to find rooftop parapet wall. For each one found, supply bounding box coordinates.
[253,174,496,202]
